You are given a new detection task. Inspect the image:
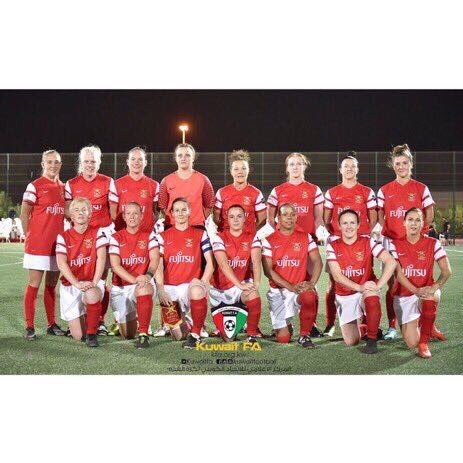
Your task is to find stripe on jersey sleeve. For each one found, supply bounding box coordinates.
[22,183,37,204]
[96,230,109,249]
[108,236,120,255]
[64,181,73,201]
[314,186,324,205]
[251,235,262,249]
[254,191,267,212]
[153,182,160,203]
[108,181,119,203]
[261,237,272,257]
[433,240,447,261]
[366,188,377,209]
[55,234,67,255]
[323,190,333,209]
[422,186,435,208]
[156,233,164,256]
[148,231,159,250]
[376,188,385,209]
[201,230,212,254]
[388,241,398,260]
[267,188,278,207]
[325,242,337,261]
[307,234,318,253]
[212,236,226,253]
[370,237,384,258]
[214,190,223,209]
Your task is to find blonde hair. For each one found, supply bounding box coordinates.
[174,143,196,161]
[69,197,92,216]
[41,149,61,175]
[229,149,250,166]
[388,144,414,169]
[78,145,102,174]
[285,152,310,179]
[127,146,147,167]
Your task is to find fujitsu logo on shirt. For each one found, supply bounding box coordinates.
[293,204,309,214]
[122,254,146,266]
[337,206,361,216]
[46,203,64,215]
[389,206,406,218]
[70,253,91,267]
[404,265,426,278]
[229,256,247,269]
[342,266,365,278]
[92,204,103,211]
[169,251,194,264]
[276,255,300,268]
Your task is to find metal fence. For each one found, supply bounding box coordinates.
[1,151,462,231]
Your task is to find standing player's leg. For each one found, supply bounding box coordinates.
[324,275,337,336]
[97,268,110,336]
[43,270,65,335]
[23,269,44,340]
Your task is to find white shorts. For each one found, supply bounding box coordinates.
[209,286,243,308]
[267,287,301,330]
[393,290,441,325]
[59,280,105,322]
[164,283,191,313]
[335,292,365,326]
[23,253,58,272]
[111,281,156,323]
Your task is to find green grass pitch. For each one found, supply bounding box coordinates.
[0,242,461,375]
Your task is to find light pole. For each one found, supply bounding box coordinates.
[179,124,189,143]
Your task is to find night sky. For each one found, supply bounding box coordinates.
[0,90,462,152]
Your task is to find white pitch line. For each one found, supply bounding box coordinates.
[0,251,25,254]
[444,249,463,253]
[0,260,23,267]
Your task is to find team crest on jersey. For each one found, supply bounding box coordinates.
[293,242,302,252]
[243,196,251,206]
[417,250,426,261]
[408,192,416,202]
[355,251,364,261]
[84,238,93,249]
[140,189,148,199]
[93,188,101,198]
[138,240,147,249]
[355,195,363,204]
[301,190,309,199]
[241,242,249,250]
[185,238,193,247]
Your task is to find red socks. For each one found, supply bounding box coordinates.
[100,286,110,321]
[386,288,396,328]
[190,297,208,337]
[44,285,56,327]
[246,297,262,336]
[24,285,39,328]
[137,295,153,334]
[325,287,336,326]
[420,300,437,344]
[364,295,382,340]
[298,290,317,336]
[86,302,102,335]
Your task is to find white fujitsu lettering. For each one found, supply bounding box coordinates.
[169,251,194,264]
[70,253,91,267]
[229,256,247,269]
[404,265,427,278]
[46,203,65,215]
[390,206,406,218]
[294,204,309,214]
[122,253,146,266]
[277,255,300,268]
[342,265,365,278]
[92,204,102,211]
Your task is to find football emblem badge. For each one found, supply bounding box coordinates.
[302,190,309,199]
[243,196,251,206]
[355,251,364,261]
[93,188,101,198]
[160,301,182,328]
[293,242,302,252]
[408,192,416,202]
[417,250,426,261]
[140,189,148,199]
[84,238,93,249]
[355,195,363,204]
[212,303,248,342]
[138,240,147,249]
[185,238,193,247]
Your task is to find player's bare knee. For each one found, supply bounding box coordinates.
[189,285,205,300]
[84,287,101,305]
[242,290,258,302]
[135,285,153,298]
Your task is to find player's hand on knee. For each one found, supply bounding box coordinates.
[158,288,173,306]
[363,281,378,292]
[135,275,150,288]
[239,281,255,292]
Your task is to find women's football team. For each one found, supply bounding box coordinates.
[19,143,452,358]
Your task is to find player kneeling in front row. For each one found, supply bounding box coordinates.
[390,208,452,359]
[210,205,263,343]
[326,210,396,354]
[262,203,323,348]
[155,198,214,349]
[109,202,160,349]
[56,198,107,348]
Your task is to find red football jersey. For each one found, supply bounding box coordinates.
[109,175,160,233]
[22,176,65,256]
[390,236,447,297]
[65,173,115,228]
[157,226,212,285]
[108,229,158,286]
[324,183,376,235]
[326,235,384,296]
[56,227,108,286]
[261,230,318,289]
[267,181,324,234]
[210,230,261,290]
[158,171,215,226]
[377,179,434,240]
[214,183,266,234]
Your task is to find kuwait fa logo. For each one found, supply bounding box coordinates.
[243,196,251,206]
[302,190,309,199]
[212,304,248,341]
[355,251,364,261]
[138,240,147,249]
[293,242,302,252]
[84,238,93,249]
[355,195,362,204]
[408,192,416,202]
[93,188,101,198]
[140,189,148,199]
[417,250,426,261]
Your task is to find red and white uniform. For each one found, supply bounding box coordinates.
[55,227,108,321]
[22,176,65,271]
[214,184,266,234]
[109,175,160,233]
[158,171,215,227]
[108,229,158,323]
[377,179,434,241]
[261,230,318,329]
[326,235,385,325]
[390,237,446,325]
[324,183,376,236]
[157,226,212,312]
[209,230,261,307]
[65,173,116,233]
[267,181,323,235]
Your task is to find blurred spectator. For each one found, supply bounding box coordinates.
[428,223,438,239]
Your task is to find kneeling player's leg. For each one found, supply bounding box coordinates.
[24,269,43,329]
[68,316,86,341]
[400,319,420,348]
[419,297,438,345]
[188,282,208,338]
[363,291,382,340]
[44,270,60,328]
[241,290,261,337]
[340,320,361,346]
[386,277,396,329]
[100,269,110,322]
[325,275,336,328]
[297,290,317,337]
[83,287,103,335]
[135,284,154,337]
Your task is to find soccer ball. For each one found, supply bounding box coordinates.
[224,320,236,331]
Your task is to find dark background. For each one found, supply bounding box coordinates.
[0,90,462,152]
